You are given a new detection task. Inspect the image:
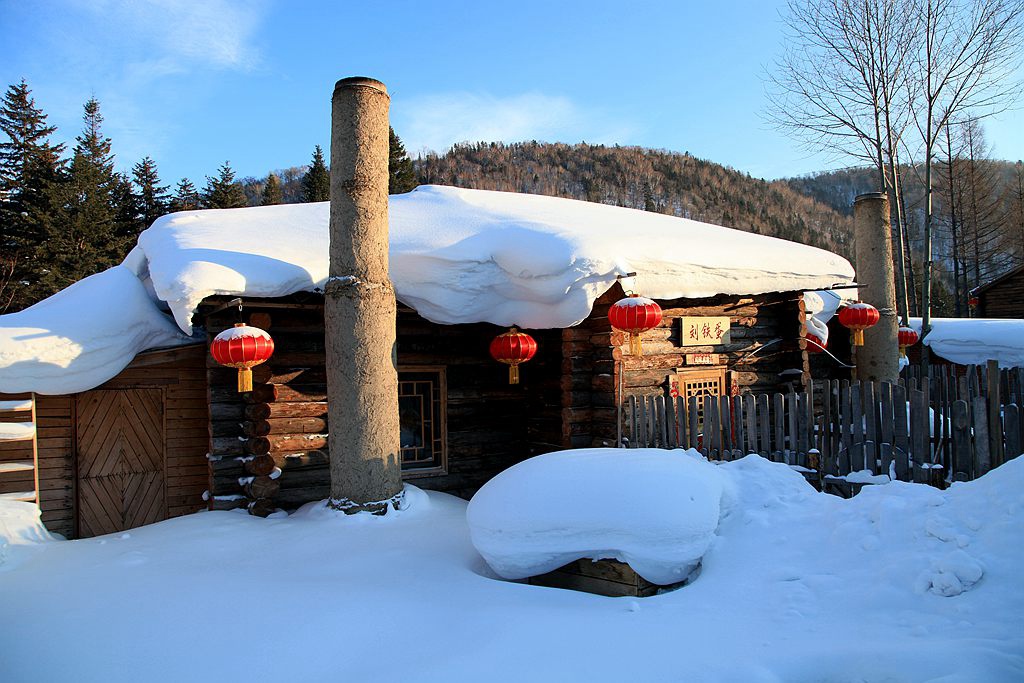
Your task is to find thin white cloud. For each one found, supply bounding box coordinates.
[74,0,263,73]
[396,92,636,155]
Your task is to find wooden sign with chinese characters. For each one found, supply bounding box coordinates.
[680,316,731,346]
[685,353,720,365]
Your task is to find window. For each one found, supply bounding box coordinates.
[397,367,447,476]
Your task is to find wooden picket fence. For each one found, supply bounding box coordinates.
[624,361,1024,492]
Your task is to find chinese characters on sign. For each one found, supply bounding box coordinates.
[680,316,731,347]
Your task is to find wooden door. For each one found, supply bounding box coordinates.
[76,389,166,538]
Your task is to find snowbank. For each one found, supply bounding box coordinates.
[467,448,728,585]
[0,266,193,394]
[138,185,854,334]
[911,317,1024,368]
[0,499,58,569]
[1,454,1022,681]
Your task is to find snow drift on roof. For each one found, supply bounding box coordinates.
[910,317,1024,368]
[0,267,192,395]
[137,185,855,334]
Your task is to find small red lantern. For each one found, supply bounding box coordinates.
[968,296,979,307]
[489,327,537,385]
[211,323,275,392]
[838,302,879,347]
[898,326,919,359]
[806,332,827,354]
[608,294,663,356]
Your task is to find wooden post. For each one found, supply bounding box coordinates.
[892,383,909,480]
[326,77,402,514]
[972,396,991,477]
[986,360,1003,467]
[951,399,971,481]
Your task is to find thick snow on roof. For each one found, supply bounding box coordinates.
[137,185,854,334]
[911,317,1024,368]
[1,185,853,394]
[0,267,192,395]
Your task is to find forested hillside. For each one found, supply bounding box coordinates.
[415,142,853,257]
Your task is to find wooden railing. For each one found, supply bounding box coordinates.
[624,361,1024,490]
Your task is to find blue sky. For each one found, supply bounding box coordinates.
[2,0,1022,186]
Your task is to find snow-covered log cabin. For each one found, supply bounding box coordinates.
[0,185,854,537]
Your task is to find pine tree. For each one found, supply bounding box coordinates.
[38,97,125,297]
[171,178,201,212]
[261,172,283,205]
[203,161,248,209]
[131,156,169,229]
[0,80,65,311]
[301,145,330,202]
[389,127,417,194]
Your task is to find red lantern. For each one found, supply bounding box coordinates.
[211,323,275,392]
[838,302,879,347]
[968,296,979,307]
[608,294,663,356]
[806,332,827,354]
[898,326,919,359]
[489,327,537,385]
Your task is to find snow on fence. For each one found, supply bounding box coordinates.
[625,361,1024,491]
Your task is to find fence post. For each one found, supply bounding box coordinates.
[745,394,758,455]
[1004,404,1021,462]
[951,399,971,481]
[628,394,638,448]
[720,395,732,460]
[757,393,772,460]
[689,395,700,454]
[986,360,1003,468]
[892,383,909,480]
[773,393,786,463]
[851,383,865,472]
[863,382,877,473]
[676,396,688,450]
[911,388,929,483]
[880,382,894,477]
[732,395,744,458]
[972,396,991,477]
[821,385,833,475]
[705,394,718,459]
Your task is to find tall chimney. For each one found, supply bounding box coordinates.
[325,77,402,513]
[853,192,899,383]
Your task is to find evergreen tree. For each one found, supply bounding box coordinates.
[0,80,65,311]
[38,97,125,297]
[171,178,201,212]
[131,156,169,228]
[261,172,283,205]
[389,127,417,194]
[301,145,330,202]
[203,161,248,209]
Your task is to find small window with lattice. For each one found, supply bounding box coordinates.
[398,367,447,475]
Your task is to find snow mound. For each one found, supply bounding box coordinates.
[0,499,58,570]
[466,448,728,585]
[910,317,1024,368]
[138,185,854,334]
[0,266,193,395]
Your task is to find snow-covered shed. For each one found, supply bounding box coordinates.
[0,185,853,536]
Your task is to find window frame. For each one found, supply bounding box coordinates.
[397,365,448,479]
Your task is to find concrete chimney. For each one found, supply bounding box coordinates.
[325,77,402,513]
[853,192,899,383]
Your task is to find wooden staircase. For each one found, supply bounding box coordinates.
[0,396,39,504]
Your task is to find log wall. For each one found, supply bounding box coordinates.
[562,286,809,448]
[202,296,563,513]
[976,266,1024,319]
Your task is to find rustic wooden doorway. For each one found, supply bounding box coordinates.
[76,389,166,538]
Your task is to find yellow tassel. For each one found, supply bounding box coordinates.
[238,367,253,392]
[509,364,520,385]
[852,329,864,346]
[630,333,643,356]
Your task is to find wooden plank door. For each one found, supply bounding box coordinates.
[76,389,165,538]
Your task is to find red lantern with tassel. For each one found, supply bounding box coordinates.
[489,327,537,385]
[211,323,275,392]
[898,326,919,359]
[806,332,827,354]
[608,294,663,356]
[838,302,879,347]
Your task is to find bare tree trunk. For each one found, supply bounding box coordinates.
[325,77,403,514]
[944,124,963,316]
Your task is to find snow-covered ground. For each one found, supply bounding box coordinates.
[2,450,1021,682]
